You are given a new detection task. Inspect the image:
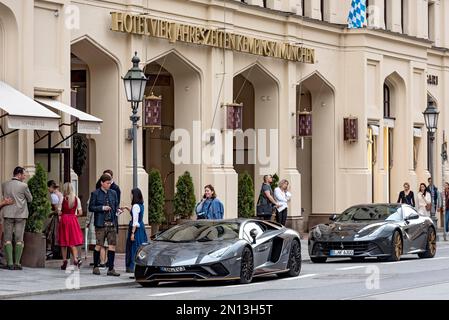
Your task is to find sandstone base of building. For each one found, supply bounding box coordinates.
[307,214,333,231]
[286,216,304,234]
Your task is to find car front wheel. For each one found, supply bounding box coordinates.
[239,247,254,284]
[388,231,402,262]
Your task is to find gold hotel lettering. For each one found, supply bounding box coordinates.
[110,12,315,64]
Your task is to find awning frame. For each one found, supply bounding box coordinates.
[0,113,18,139]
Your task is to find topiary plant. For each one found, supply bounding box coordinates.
[271,173,279,190]
[26,163,51,233]
[73,133,88,177]
[238,171,255,218]
[148,169,165,225]
[174,171,196,219]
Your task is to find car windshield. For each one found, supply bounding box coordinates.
[336,205,402,222]
[155,222,240,242]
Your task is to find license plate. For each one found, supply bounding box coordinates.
[330,250,354,256]
[160,266,186,272]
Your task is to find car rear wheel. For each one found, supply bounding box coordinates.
[310,257,327,263]
[418,228,436,259]
[239,247,254,284]
[138,281,159,287]
[388,231,402,262]
[278,239,301,278]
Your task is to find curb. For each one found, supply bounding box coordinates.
[0,279,136,300]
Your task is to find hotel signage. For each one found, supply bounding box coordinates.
[110,12,315,64]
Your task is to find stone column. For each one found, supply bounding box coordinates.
[280,61,302,232]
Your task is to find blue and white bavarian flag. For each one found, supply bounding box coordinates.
[347,0,367,28]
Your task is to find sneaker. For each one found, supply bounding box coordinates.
[93,267,100,275]
[107,269,120,276]
[13,264,22,270]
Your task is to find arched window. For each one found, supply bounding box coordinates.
[383,83,391,118]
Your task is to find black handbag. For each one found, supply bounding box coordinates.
[256,187,273,217]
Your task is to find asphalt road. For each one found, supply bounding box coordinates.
[12,241,449,300]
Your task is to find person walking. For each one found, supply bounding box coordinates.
[89,174,120,276]
[256,175,280,221]
[1,167,33,270]
[122,188,148,273]
[417,183,431,217]
[397,182,415,207]
[195,185,224,220]
[442,182,449,241]
[427,177,442,216]
[58,182,84,270]
[274,179,291,226]
[45,180,63,259]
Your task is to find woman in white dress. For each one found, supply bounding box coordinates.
[274,179,291,226]
[417,183,431,216]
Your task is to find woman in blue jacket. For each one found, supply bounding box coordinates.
[195,185,224,220]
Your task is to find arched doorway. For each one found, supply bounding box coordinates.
[143,51,201,224]
[232,74,255,182]
[71,37,120,212]
[297,72,335,231]
[232,64,279,187]
[383,72,406,202]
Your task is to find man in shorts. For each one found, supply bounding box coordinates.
[88,174,120,276]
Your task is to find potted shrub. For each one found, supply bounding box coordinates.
[238,172,255,218]
[270,173,279,190]
[173,171,196,222]
[22,163,51,268]
[148,169,165,236]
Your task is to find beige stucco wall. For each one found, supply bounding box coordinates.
[2,0,449,235]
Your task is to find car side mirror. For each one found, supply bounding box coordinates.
[249,229,258,244]
[329,214,337,222]
[406,213,419,221]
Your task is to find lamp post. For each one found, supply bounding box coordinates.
[122,52,147,189]
[423,100,440,228]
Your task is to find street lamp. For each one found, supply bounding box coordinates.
[123,52,147,189]
[423,100,440,227]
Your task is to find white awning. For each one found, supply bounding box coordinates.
[36,98,102,134]
[369,124,380,136]
[413,127,422,138]
[0,81,60,131]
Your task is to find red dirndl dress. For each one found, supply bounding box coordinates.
[58,197,83,247]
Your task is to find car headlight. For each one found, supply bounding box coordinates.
[208,247,230,258]
[137,249,147,260]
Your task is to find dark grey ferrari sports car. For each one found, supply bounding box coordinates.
[308,204,436,263]
[134,219,302,287]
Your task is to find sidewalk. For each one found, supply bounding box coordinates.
[0,253,135,299]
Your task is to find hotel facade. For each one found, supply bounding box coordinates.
[1,0,449,249]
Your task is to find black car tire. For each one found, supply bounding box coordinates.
[388,231,402,262]
[138,281,159,287]
[278,239,302,278]
[310,256,327,263]
[418,227,436,259]
[239,247,254,284]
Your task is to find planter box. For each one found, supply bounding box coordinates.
[21,232,46,268]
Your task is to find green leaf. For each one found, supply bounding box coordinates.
[26,163,51,233]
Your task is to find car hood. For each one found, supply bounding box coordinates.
[141,240,237,266]
[312,221,391,241]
